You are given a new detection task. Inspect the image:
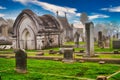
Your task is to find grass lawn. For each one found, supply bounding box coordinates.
[0,58,120,80]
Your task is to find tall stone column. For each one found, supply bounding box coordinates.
[85,22,94,57]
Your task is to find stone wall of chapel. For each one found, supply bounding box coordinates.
[18,17,36,50]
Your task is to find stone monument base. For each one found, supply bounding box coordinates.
[97,76,107,80]
[62,59,75,63]
[15,68,27,74]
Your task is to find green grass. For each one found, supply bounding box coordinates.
[98,54,120,58]
[0,41,119,53]
[64,41,85,45]
[0,58,120,80]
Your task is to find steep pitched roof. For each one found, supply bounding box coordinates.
[13,9,62,35]
[57,17,70,29]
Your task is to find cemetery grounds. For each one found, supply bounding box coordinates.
[0,42,120,80]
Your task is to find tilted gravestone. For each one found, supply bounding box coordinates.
[85,22,94,57]
[14,49,27,73]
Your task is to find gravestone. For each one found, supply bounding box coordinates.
[63,48,74,63]
[98,31,103,48]
[104,37,110,48]
[14,49,27,73]
[74,31,80,48]
[85,22,94,57]
[113,40,120,49]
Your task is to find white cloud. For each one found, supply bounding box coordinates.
[73,22,84,28]
[73,20,80,23]
[13,0,33,4]
[89,14,109,20]
[31,0,78,16]
[13,0,80,17]
[0,6,6,9]
[101,6,120,12]
[76,13,81,16]
[0,13,5,17]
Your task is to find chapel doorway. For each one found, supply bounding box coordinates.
[22,29,31,50]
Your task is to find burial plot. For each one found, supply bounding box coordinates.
[14,49,27,73]
[63,48,74,63]
[61,45,74,63]
[85,22,94,57]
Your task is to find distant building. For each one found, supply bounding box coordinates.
[57,16,73,42]
[0,17,12,45]
[73,22,85,42]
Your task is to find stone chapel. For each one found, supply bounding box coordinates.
[12,9,63,50]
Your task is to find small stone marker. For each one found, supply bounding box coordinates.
[79,60,85,63]
[62,48,74,63]
[97,76,107,80]
[79,50,84,53]
[49,50,57,54]
[14,49,27,73]
[113,50,119,54]
[36,52,44,56]
[99,61,105,64]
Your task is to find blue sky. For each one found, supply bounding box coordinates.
[0,0,120,24]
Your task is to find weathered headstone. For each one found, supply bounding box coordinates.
[14,49,27,73]
[63,48,74,63]
[113,50,119,54]
[98,31,103,48]
[74,31,80,48]
[85,22,94,57]
[104,37,110,48]
[113,40,120,49]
